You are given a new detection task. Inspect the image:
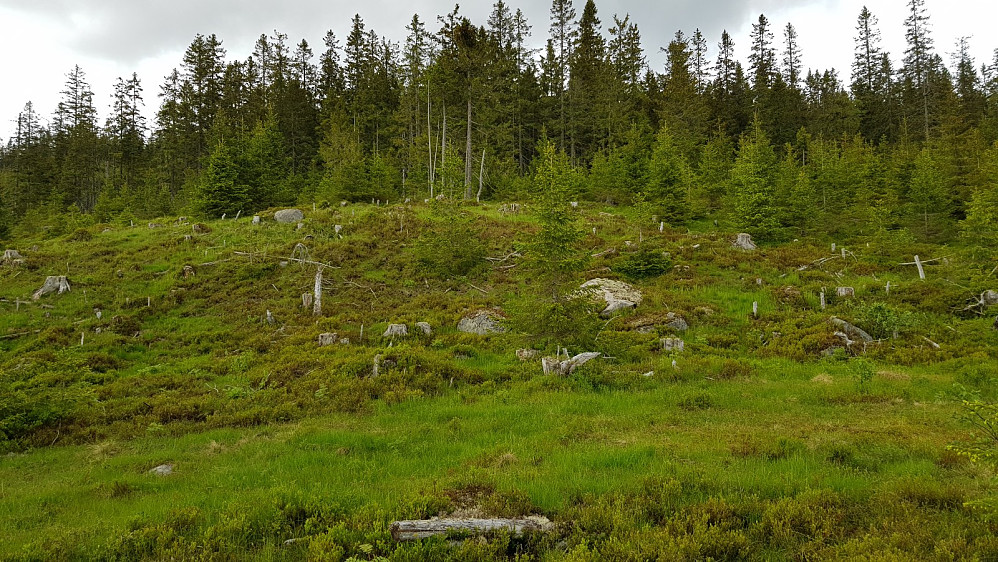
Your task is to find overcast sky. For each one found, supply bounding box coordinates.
[1,0,995,141]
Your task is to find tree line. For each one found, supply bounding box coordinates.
[1,0,998,243]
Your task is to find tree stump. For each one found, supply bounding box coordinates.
[32,276,71,300]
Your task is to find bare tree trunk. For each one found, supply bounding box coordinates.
[476,147,486,202]
[464,97,473,199]
[427,82,434,197]
[313,267,323,316]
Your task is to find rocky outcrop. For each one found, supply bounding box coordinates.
[457,311,506,335]
[664,312,689,332]
[581,278,643,318]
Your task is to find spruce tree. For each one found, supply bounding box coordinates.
[645,124,689,224]
[732,116,779,240]
[199,140,248,217]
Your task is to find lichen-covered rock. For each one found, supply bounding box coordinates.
[457,311,506,335]
[581,278,643,318]
[733,233,757,250]
[664,313,689,332]
[274,209,304,223]
[319,333,338,346]
[836,287,855,298]
[415,322,432,335]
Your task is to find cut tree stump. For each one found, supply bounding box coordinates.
[32,276,71,300]
[390,517,553,542]
[542,352,601,376]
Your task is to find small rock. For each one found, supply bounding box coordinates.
[661,337,685,352]
[149,464,173,476]
[641,371,655,377]
[340,201,348,207]
[570,201,579,208]
[602,299,637,317]
[457,311,506,335]
[836,287,855,298]
[148,223,163,229]
[982,291,998,306]
[274,209,305,223]
[635,325,656,335]
[415,322,432,335]
[319,333,338,346]
[339,338,351,345]
[252,216,261,225]
[383,324,408,338]
[335,225,343,235]
[665,313,689,332]
[516,349,539,361]
[192,223,211,234]
[733,233,757,250]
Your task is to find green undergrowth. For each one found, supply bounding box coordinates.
[1,202,997,559]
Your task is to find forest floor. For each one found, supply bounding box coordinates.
[1,202,996,560]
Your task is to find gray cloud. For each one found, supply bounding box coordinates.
[0,0,800,68]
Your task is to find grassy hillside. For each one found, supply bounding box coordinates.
[1,202,997,560]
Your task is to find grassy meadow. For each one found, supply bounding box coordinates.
[1,202,997,560]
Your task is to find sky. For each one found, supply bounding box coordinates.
[0,0,995,141]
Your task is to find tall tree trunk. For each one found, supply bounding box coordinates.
[465,97,473,199]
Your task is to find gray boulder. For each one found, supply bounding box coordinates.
[275,209,305,223]
[319,333,338,346]
[836,287,855,298]
[457,311,506,335]
[983,290,998,306]
[665,312,689,332]
[415,322,433,335]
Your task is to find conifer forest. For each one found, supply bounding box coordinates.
[3,0,998,559]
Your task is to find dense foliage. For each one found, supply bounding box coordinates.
[1,0,997,244]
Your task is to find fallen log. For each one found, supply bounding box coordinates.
[390,517,553,542]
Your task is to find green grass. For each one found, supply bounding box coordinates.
[2,203,998,559]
